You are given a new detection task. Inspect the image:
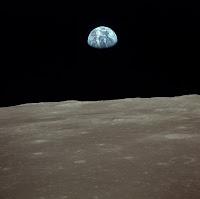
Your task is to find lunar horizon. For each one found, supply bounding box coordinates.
[0,94,200,199]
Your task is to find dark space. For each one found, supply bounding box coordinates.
[1,4,200,107]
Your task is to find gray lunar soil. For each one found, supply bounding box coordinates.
[0,95,200,199]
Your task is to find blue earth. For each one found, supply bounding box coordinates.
[87,26,118,49]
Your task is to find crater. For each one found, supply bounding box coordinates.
[33,152,43,155]
[164,134,193,139]
[74,160,86,164]
[32,140,49,144]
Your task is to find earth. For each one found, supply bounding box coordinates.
[87,26,118,49]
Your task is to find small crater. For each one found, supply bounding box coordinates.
[3,167,11,171]
[33,152,43,155]
[98,143,105,146]
[101,146,123,153]
[124,156,134,160]
[169,156,196,164]
[80,131,89,135]
[157,162,169,166]
[74,160,86,164]
[164,134,193,139]
[58,166,64,169]
[32,140,49,144]
[177,126,187,129]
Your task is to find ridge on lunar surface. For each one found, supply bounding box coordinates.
[0,95,200,199]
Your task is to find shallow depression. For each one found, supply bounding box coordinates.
[164,134,194,139]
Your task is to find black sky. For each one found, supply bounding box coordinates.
[1,4,200,107]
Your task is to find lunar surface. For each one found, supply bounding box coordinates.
[0,95,200,199]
